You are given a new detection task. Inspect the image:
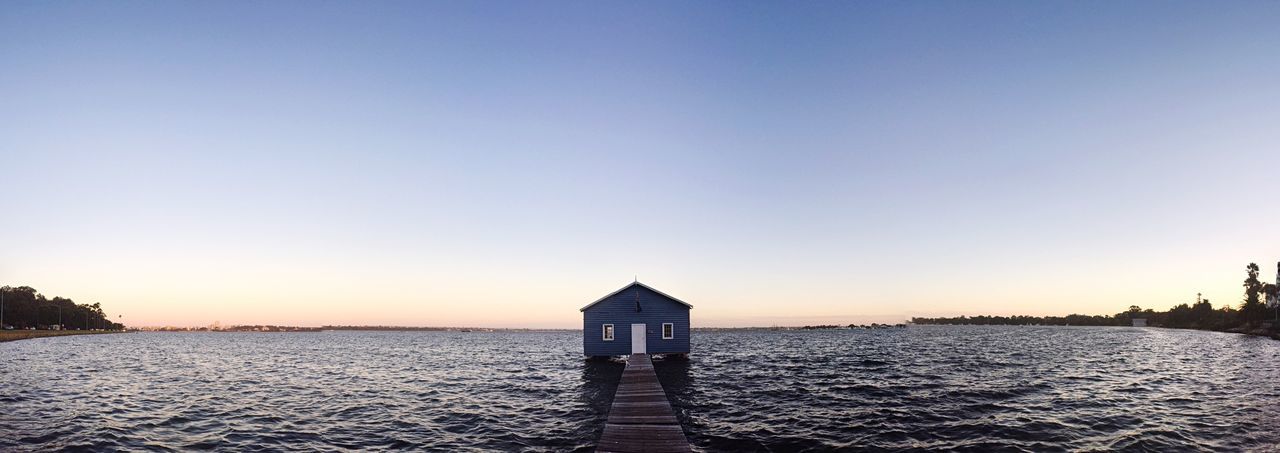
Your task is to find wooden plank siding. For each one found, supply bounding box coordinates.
[583,284,690,357]
[596,354,691,453]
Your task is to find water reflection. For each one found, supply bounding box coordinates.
[578,358,624,415]
[574,357,623,451]
[653,355,693,411]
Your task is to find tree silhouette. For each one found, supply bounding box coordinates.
[0,286,123,330]
[910,292,1251,331]
[1242,263,1266,325]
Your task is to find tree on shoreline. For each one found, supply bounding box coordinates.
[0,286,123,330]
[912,292,1239,330]
[1242,263,1266,325]
[913,261,1280,332]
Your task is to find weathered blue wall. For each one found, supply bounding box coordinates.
[582,284,690,357]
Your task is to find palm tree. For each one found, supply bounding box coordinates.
[1243,263,1265,325]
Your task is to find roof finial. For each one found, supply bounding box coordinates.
[634,274,637,283]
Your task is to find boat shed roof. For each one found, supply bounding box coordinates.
[579,281,694,312]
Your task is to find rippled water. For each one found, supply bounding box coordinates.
[3,327,1278,451]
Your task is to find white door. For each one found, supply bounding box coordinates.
[631,323,646,354]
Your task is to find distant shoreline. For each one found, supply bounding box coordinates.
[5,326,1277,342]
[129,325,902,332]
[0,330,127,343]
[133,325,580,333]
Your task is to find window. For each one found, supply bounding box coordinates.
[662,323,674,339]
[603,324,614,341]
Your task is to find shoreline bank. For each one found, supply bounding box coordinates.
[1224,326,1280,341]
[0,330,127,343]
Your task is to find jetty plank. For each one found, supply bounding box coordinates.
[596,354,691,453]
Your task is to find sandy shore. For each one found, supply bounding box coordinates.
[0,330,126,342]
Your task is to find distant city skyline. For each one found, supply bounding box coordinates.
[3,2,1279,328]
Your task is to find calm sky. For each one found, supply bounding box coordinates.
[2,1,1278,328]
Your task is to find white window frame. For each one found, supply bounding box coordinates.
[662,323,674,340]
[603,324,614,341]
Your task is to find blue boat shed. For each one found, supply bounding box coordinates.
[581,281,692,358]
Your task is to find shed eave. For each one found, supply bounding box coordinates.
[579,281,694,312]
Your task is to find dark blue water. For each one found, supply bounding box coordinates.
[3,327,1278,451]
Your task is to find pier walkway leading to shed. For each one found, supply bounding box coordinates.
[596,354,691,453]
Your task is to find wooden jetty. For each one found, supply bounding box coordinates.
[596,354,691,453]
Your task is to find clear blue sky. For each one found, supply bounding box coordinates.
[2,1,1278,327]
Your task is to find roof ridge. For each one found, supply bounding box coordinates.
[579,281,694,312]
